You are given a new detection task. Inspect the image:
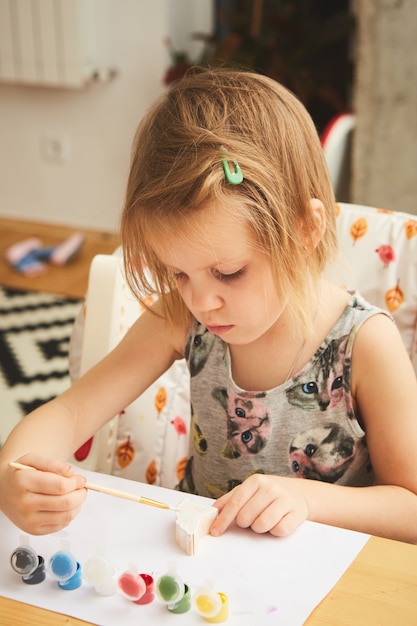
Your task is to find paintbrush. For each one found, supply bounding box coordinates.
[8,461,177,511]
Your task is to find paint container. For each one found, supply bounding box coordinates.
[10,536,46,585]
[118,566,147,602]
[155,563,191,614]
[134,573,155,605]
[83,554,117,596]
[48,540,82,590]
[118,563,155,605]
[194,582,229,622]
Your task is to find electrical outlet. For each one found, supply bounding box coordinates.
[41,132,71,164]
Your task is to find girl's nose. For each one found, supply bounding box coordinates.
[189,282,223,313]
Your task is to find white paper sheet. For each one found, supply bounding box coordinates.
[0,470,369,625]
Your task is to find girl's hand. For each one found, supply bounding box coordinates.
[1,454,87,535]
[210,474,309,538]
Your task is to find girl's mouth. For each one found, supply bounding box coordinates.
[206,324,234,335]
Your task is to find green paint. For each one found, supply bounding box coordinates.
[157,576,179,601]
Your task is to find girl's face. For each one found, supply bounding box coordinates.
[153,201,287,346]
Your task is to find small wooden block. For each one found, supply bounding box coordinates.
[175,499,218,556]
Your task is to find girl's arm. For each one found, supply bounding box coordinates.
[212,314,417,543]
[0,301,186,533]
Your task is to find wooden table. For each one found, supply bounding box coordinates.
[1,534,417,626]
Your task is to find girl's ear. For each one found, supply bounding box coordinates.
[302,198,326,251]
[310,198,326,236]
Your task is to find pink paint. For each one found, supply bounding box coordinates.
[118,571,146,601]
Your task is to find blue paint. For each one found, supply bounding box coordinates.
[48,549,82,589]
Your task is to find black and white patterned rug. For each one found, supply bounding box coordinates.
[0,286,82,446]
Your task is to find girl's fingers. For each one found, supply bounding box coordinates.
[11,459,86,495]
[20,506,84,535]
[16,485,87,535]
[211,479,263,535]
[27,487,88,513]
[18,453,75,477]
[211,475,309,537]
[248,500,289,534]
[8,460,88,534]
[269,508,307,537]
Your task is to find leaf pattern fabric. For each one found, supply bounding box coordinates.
[331,202,417,375]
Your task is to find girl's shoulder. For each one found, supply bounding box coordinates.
[335,290,392,336]
[309,288,392,372]
[307,286,388,364]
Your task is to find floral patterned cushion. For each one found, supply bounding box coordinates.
[69,202,417,485]
[332,202,417,372]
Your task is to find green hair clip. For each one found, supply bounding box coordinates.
[220,145,243,185]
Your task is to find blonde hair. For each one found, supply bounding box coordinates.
[121,68,337,335]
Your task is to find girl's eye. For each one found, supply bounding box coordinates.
[214,268,245,283]
[172,271,187,281]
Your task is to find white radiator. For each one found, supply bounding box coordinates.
[0,0,107,88]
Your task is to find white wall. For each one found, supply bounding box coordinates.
[352,0,417,215]
[167,0,214,60]
[0,0,213,232]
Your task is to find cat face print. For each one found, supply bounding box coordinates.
[212,387,272,459]
[286,336,349,411]
[289,423,357,483]
[185,322,216,377]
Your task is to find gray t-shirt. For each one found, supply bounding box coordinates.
[178,293,391,498]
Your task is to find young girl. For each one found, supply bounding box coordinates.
[1,69,417,543]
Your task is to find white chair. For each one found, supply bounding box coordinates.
[322,112,355,201]
[69,251,190,487]
[69,202,417,484]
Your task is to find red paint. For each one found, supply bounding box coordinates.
[134,574,155,605]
